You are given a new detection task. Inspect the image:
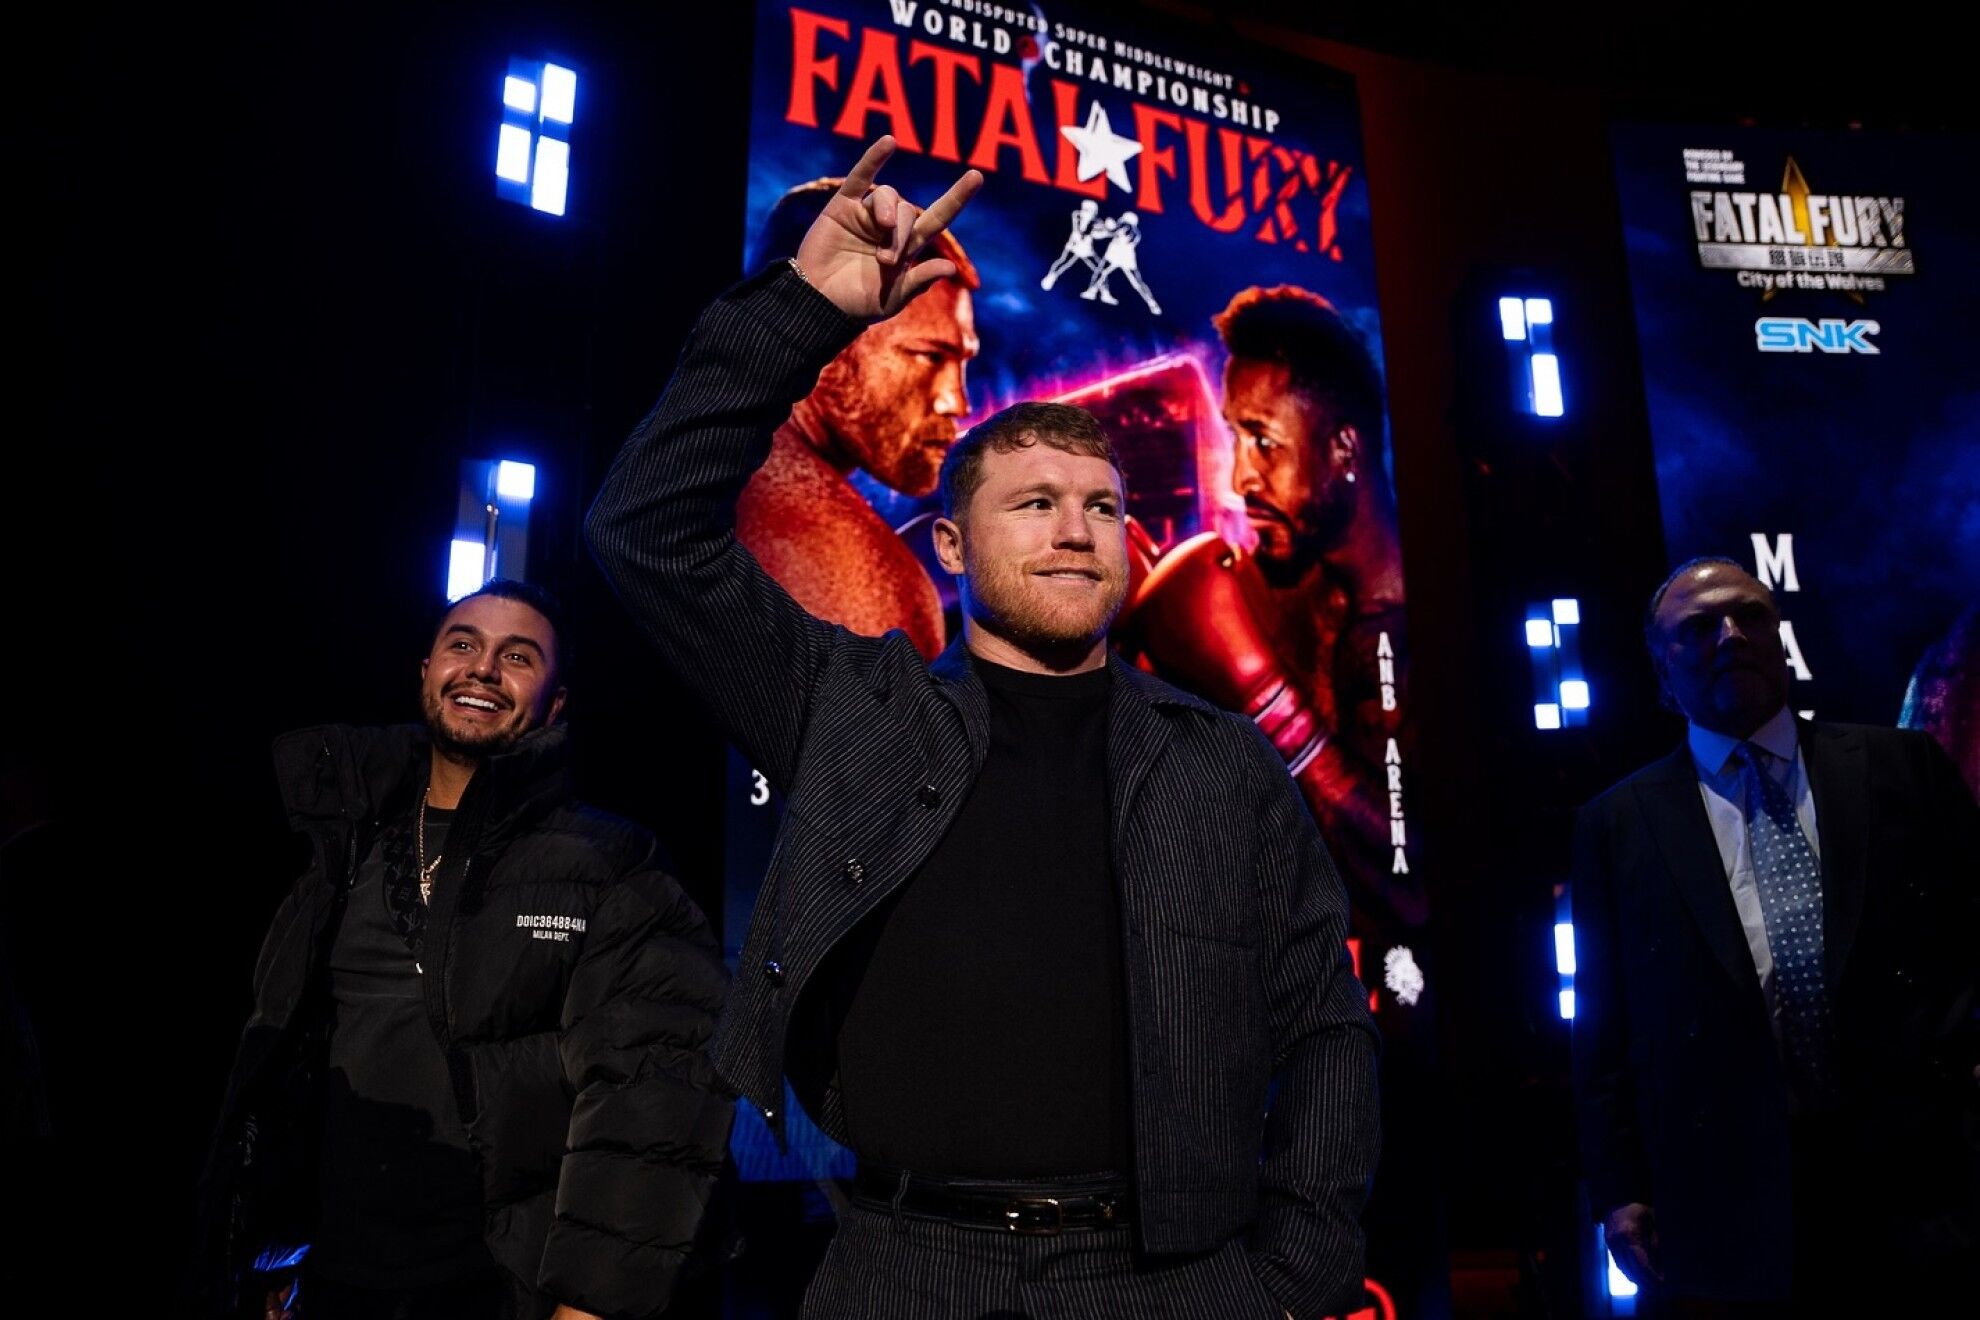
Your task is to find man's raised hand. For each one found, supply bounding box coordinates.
[793,136,982,322]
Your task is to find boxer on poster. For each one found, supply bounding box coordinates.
[1040,198,1102,292]
[1079,211,1162,316]
[588,137,1378,1319]
[1125,284,1424,934]
[737,179,981,659]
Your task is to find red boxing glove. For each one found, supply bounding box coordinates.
[1129,532,1327,772]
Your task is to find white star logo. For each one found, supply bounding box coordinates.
[1059,102,1142,194]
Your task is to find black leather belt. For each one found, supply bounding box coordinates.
[851,1163,1133,1235]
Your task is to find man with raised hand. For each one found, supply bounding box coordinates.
[587,138,1378,1318]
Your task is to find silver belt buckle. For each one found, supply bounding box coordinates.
[1004,1195,1064,1235]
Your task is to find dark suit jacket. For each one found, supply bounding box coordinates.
[1571,718,1979,1299]
[586,264,1380,1315]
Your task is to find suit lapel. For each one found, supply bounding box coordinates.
[1800,720,1868,989]
[1106,658,1180,867]
[1633,744,1763,999]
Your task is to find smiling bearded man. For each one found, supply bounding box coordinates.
[196,579,732,1320]
[586,136,1379,1319]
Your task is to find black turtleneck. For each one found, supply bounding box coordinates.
[833,657,1131,1178]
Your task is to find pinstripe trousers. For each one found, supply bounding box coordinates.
[801,1205,1285,1319]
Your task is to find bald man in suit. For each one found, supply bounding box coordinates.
[1571,557,1977,1314]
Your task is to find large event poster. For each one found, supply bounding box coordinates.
[1612,123,1980,792]
[727,3,1437,1314]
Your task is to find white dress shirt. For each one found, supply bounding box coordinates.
[1687,705,1821,1025]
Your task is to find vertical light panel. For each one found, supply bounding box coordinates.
[495,460,537,502]
[495,124,533,184]
[1528,598,1588,729]
[1500,293,1566,417]
[540,64,577,124]
[1590,1224,1640,1314]
[452,458,538,593]
[447,538,488,602]
[1607,1248,1639,1299]
[1553,922,1577,977]
[1555,888,1577,1021]
[1531,353,1565,417]
[1499,296,1528,341]
[530,137,570,216]
[496,57,577,216]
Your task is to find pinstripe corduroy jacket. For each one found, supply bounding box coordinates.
[586,264,1380,1315]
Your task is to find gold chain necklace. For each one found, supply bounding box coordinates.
[415,794,443,904]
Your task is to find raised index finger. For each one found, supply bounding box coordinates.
[839,136,897,199]
[910,168,984,245]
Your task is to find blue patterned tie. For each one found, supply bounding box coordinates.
[1734,742,1836,1106]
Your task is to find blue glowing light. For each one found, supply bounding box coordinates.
[1607,1248,1639,1298]
[495,124,532,184]
[498,59,575,216]
[251,1243,311,1272]
[1499,293,1565,418]
[1499,296,1527,341]
[540,64,576,124]
[530,137,569,215]
[495,460,536,502]
[447,539,486,601]
[1531,353,1565,417]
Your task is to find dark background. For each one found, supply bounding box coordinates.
[10,1,1968,1311]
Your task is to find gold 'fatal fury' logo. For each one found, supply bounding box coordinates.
[1683,148,1913,299]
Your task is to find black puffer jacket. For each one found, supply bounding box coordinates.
[195,724,732,1318]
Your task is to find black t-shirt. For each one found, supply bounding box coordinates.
[833,658,1131,1178]
[310,809,491,1288]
